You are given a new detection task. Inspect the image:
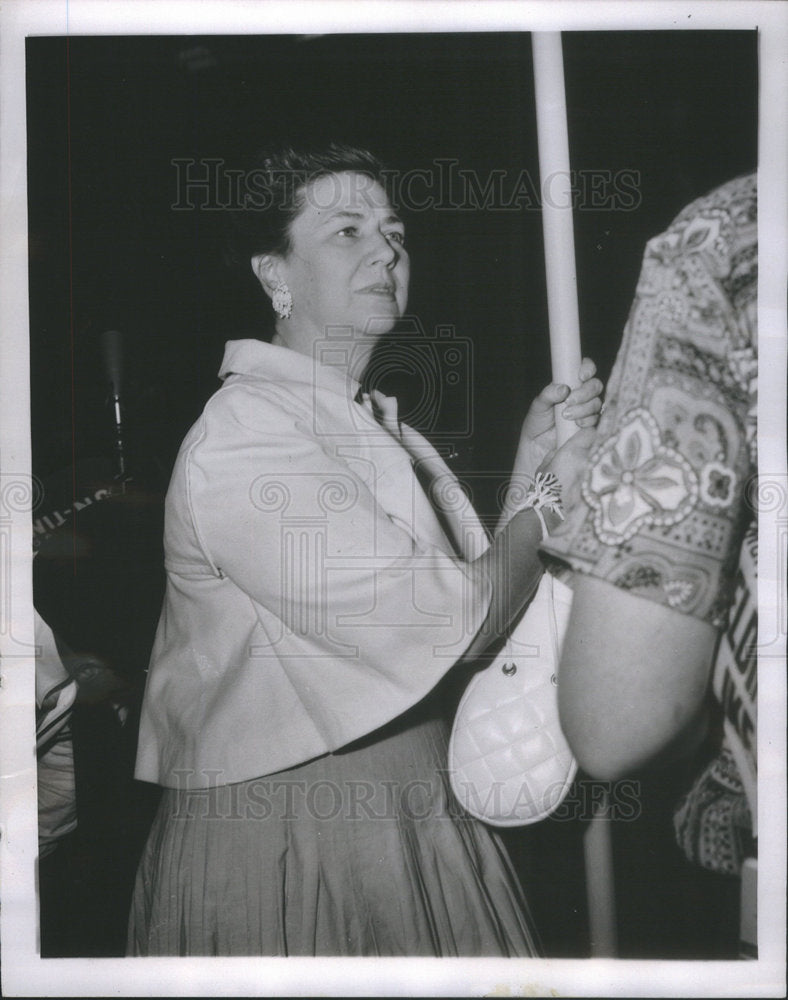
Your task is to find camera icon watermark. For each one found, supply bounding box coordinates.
[312,316,473,440]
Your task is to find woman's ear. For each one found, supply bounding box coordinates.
[251,253,281,299]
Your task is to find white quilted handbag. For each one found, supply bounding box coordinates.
[448,571,577,826]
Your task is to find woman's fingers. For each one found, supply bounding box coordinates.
[529,380,571,416]
[564,392,603,418]
[564,376,603,408]
[573,412,602,428]
[525,359,602,436]
[563,386,603,423]
[531,359,598,414]
[522,380,571,442]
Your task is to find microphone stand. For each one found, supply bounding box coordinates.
[108,381,127,488]
[102,329,130,494]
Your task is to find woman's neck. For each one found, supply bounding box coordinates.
[272,324,373,384]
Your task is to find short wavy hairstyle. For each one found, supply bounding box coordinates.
[226,142,389,266]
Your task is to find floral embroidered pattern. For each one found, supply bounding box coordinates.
[583,409,699,544]
[728,346,757,395]
[699,460,737,510]
[615,564,663,591]
[540,172,756,630]
[656,337,749,405]
[743,520,758,561]
[664,578,697,609]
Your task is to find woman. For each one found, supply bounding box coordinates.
[128,144,603,956]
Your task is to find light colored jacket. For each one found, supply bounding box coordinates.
[135,340,492,787]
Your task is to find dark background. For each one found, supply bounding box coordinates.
[27,31,757,957]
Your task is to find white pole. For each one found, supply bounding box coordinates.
[532,32,583,447]
[532,31,618,958]
[583,792,619,956]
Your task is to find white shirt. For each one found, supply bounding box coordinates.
[135,340,492,787]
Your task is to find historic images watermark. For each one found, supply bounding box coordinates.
[163,770,644,825]
[171,157,642,213]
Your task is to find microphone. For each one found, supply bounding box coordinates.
[101,329,127,481]
[102,328,124,398]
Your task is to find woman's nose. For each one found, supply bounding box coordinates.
[368,230,398,267]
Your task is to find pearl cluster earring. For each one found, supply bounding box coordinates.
[272,280,293,319]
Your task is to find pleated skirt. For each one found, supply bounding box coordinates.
[127,704,538,957]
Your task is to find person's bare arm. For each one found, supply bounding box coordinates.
[558,574,718,779]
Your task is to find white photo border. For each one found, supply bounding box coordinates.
[1,1,785,996]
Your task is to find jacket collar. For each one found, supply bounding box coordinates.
[218,340,488,557]
[218,339,362,403]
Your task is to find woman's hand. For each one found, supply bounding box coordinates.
[539,426,598,518]
[513,358,603,483]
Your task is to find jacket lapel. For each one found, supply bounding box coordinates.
[361,390,489,560]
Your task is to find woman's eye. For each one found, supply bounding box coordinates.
[337,226,358,238]
[386,231,405,245]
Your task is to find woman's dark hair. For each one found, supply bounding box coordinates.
[226,142,388,266]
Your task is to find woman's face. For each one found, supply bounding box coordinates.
[274,171,409,347]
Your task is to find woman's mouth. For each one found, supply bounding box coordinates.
[357,283,396,298]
